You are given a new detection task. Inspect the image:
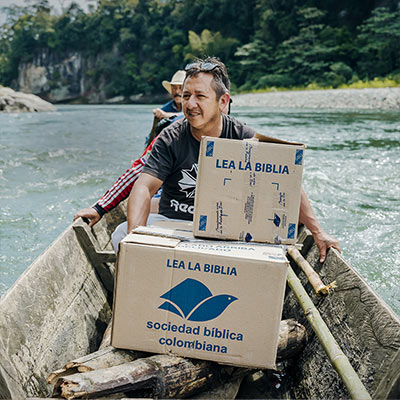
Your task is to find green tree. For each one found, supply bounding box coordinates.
[273,7,356,87]
[1,0,399,96]
[173,0,255,44]
[0,1,59,84]
[356,7,400,78]
[51,3,87,51]
[234,39,277,89]
[184,29,239,62]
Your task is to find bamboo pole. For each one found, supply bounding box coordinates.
[287,265,371,400]
[287,246,336,295]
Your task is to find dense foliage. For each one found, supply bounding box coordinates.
[0,0,399,96]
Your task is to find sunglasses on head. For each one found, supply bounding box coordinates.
[184,62,220,72]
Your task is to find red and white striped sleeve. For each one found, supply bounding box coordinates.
[93,136,158,215]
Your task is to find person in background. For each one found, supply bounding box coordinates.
[118,57,341,263]
[145,70,186,147]
[152,70,185,120]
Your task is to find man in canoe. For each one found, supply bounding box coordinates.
[152,70,185,121]
[73,69,186,227]
[120,57,340,262]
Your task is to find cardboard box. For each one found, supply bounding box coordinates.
[111,220,289,369]
[193,134,305,244]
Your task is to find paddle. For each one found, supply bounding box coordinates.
[145,115,160,148]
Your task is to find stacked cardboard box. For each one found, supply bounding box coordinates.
[111,135,305,369]
[111,220,288,369]
[194,134,306,244]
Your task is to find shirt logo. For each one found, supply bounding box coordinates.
[158,278,237,322]
[178,164,198,198]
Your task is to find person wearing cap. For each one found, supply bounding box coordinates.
[152,70,185,120]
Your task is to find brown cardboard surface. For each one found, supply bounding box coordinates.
[193,136,305,244]
[111,222,288,369]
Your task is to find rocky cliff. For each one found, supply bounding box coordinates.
[16,48,168,104]
[17,49,107,103]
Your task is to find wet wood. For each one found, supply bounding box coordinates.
[287,246,336,295]
[53,353,247,399]
[191,376,244,399]
[51,319,306,399]
[47,346,147,385]
[276,318,308,360]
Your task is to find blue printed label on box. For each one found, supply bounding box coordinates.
[295,149,303,165]
[199,215,207,231]
[206,141,214,157]
[287,223,296,239]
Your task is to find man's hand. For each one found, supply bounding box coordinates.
[298,189,341,263]
[152,108,169,120]
[313,229,341,263]
[73,207,101,227]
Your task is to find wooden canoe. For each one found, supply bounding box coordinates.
[0,203,399,399]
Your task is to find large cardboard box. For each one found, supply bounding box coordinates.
[111,220,289,369]
[194,134,305,244]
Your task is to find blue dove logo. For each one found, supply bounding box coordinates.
[268,213,281,227]
[158,278,238,322]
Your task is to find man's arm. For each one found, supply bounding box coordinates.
[153,108,177,120]
[127,172,163,233]
[299,188,340,263]
[73,137,159,227]
[73,162,145,227]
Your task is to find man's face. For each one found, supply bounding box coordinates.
[182,73,222,131]
[171,84,182,106]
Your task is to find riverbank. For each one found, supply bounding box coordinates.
[232,87,400,110]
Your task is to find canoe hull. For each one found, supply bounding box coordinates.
[283,234,400,399]
[0,207,123,398]
[1,205,399,399]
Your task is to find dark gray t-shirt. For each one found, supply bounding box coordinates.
[143,114,255,220]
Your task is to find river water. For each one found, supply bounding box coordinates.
[0,105,399,315]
